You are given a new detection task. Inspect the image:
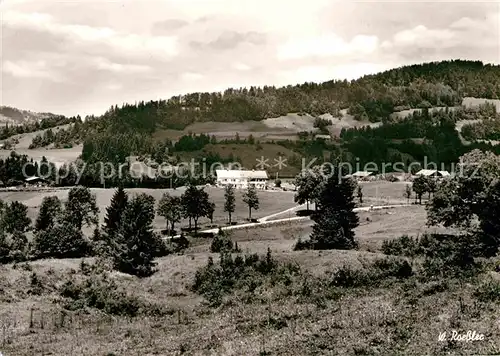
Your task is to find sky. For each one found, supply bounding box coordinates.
[0,0,499,117]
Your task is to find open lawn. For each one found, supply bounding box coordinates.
[0,187,297,235]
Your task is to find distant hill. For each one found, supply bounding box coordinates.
[0,106,61,125]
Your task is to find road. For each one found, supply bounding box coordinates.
[164,203,411,239]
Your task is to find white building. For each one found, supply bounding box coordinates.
[215,169,268,190]
[415,169,451,178]
[347,171,374,181]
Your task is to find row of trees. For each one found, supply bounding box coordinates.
[157,184,260,236]
[18,60,499,165]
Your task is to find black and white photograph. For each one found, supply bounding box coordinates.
[0,0,500,354]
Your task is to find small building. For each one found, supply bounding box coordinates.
[314,134,331,141]
[215,169,268,190]
[347,171,374,181]
[25,176,46,187]
[415,169,451,178]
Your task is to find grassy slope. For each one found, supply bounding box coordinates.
[1,204,499,355]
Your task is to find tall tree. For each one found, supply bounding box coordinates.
[111,193,159,277]
[427,150,500,256]
[243,185,259,220]
[63,186,99,230]
[157,193,182,236]
[207,201,216,225]
[35,196,62,232]
[412,175,428,204]
[104,187,128,235]
[223,184,235,224]
[357,185,363,204]
[294,166,325,211]
[181,184,211,234]
[2,201,31,234]
[404,184,412,204]
[311,174,359,249]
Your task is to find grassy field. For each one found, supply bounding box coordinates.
[1,201,499,355]
[0,187,298,234]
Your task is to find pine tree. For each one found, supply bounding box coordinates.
[311,174,359,250]
[224,184,235,224]
[104,187,128,235]
[35,196,62,232]
[243,185,259,220]
[111,193,158,277]
[310,208,357,249]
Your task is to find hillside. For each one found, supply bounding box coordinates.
[0,106,62,125]
[2,60,500,182]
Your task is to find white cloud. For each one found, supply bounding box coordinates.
[0,1,498,116]
[92,57,151,74]
[277,34,379,60]
[181,72,204,81]
[387,25,456,48]
[233,63,252,71]
[2,60,61,81]
[2,10,179,59]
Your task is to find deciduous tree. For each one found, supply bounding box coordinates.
[243,185,259,220]
[157,193,182,235]
[63,186,99,230]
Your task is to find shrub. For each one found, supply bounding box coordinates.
[331,257,413,288]
[210,230,239,253]
[192,249,279,306]
[294,238,313,251]
[59,273,170,317]
[474,279,500,303]
[32,224,91,259]
[382,235,419,257]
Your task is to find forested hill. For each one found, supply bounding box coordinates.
[91,60,499,133]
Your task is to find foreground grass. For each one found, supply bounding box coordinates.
[1,248,500,355]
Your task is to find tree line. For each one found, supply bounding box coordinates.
[0,183,262,277]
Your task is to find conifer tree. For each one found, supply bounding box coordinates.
[311,173,359,250]
[35,196,62,232]
[104,187,128,235]
[111,193,158,277]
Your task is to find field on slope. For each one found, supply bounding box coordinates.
[1,201,496,356]
[0,124,82,167]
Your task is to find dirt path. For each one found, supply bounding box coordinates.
[165,204,411,239]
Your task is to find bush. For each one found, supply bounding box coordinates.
[474,279,500,303]
[210,230,239,253]
[192,249,279,306]
[32,224,91,259]
[294,238,313,251]
[382,235,419,257]
[59,273,170,317]
[331,257,413,288]
[382,234,480,278]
